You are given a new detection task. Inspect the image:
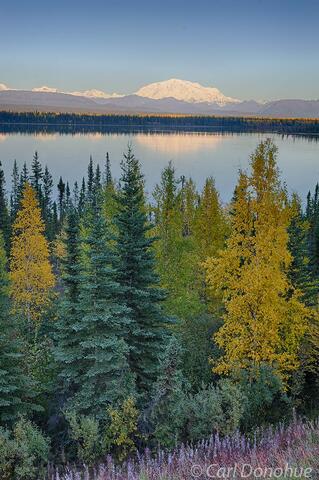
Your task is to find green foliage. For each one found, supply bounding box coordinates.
[0,418,49,480]
[234,364,292,430]
[186,380,244,441]
[179,313,221,389]
[65,411,101,465]
[149,337,244,447]
[55,203,134,418]
[0,233,31,424]
[0,161,11,253]
[115,147,169,397]
[288,194,318,307]
[104,397,139,462]
[149,337,190,447]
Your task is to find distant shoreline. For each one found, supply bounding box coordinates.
[0,111,319,136]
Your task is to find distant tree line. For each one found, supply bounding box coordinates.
[0,111,319,135]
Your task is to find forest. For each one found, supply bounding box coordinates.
[1,139,319,479]
[1,111,319,135]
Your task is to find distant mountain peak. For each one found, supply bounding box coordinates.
[32,86,59,93]
[70,89,123,99]
[135,78,240,106]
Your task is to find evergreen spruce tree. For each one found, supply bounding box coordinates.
[79,177,86,216]
[104,152,112,186]
[305,184,319,277]
[87,156,94,203]
[43,165,54,240]
[57,176,66,226]
[102,155,117,223]
[10,159,20,221]
[0,233,30,425]
[72,181,79,210]
[30,151,43,202]
[0,162,11,253]
[115,147,168,397]
[54,208,83,408]
[19,162,29,193]
[288,194,318,307]
[55,204,134,417]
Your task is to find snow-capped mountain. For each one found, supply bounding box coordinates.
[135,78,239,106]
[0,79,318,117]
[31,86,122,99]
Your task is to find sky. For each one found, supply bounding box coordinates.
[1,0,318,101]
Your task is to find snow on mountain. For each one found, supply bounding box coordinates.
[135,78,239,106]
[70,89,123,99]
[1,79,319,117]
[31,86,122,99]
[32,86,59,93]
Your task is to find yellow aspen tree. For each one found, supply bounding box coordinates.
[10,182,55,328]
[204,140,312,380]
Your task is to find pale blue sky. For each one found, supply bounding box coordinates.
[1,0,318,100]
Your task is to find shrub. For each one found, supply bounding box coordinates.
[235,364,292,430]
[65,411,101,465]
[186,380,245,441]
[104,397,139,461]
[0,418,49,480]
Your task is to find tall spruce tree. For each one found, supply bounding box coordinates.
[0,161,11,253]
[30,151,43,202]
[0,232,30,425]
[55,204,134,417]
[54,209,83,408]
[57,176,66,226]
[43,165,54,240]
[288,193,318,307]
[115,147,168,397]
[10,160,20,221]
[19,162,29,193]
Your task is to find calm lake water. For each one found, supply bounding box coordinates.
[0,131,318,202]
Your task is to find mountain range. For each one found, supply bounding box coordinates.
[0,79,318,118]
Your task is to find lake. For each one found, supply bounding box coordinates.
[0,130,318,202]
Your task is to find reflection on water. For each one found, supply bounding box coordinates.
[0,130,319,202]
[135,132,222,154]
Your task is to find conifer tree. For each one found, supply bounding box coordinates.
[79,177,86,216]
[20,162,29,189]
[30,151,43,202]
[10,183,55,329]
[43,165,54,239]
[10,159,20,221]
[115,147,168,396]
[57,176,66,226]
[102,155,117,222]
[205,140,312,380]
[104,152,112,186]
[0,232,30,424]
[55,205,134,417]
[19,162,29,192]
[0,161,11,253]
[87,155,94,203]
[54,208,82,406]
[72,181,79,210]
[288,194,318,307]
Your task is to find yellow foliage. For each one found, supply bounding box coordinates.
[10,183,55,327]
[104,397,139,461]
[204,140,312,381]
